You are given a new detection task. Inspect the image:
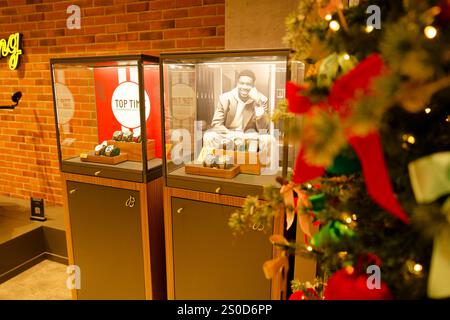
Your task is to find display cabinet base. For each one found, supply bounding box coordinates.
[213,149,261,175]
[80,153,128,165]
[184,164,240,179]
[108,140,155,162]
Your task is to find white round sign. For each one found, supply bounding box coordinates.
[111,81,150,129]
[55,82,75,125]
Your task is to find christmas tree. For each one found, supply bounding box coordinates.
[229,0,450,300]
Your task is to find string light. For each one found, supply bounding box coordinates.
[306,183,313,189]
[425,107,431,114]
[306,245,313,252]
[365,25,374,33]
[345,217,352,224]
[345,266,355,274]
[407,260,423,275]
[338,251,348,259]
[329,20,340,31]
[402,134,416,145]
[424,26,438,39]
[325,14,332,21]
[352,214,357,221]
[414,264,423,273]
[446,115,450,122]
[343,53,350,60]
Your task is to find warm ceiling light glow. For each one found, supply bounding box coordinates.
[329,20,340,31]
[424,26,437,39]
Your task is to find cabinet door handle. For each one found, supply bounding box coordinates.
[215,187,221,194]
[177,207,184,214]
[94,170,101,176]
[69,189,77,195]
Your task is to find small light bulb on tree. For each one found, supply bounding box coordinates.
[425,107,431,114]
[325,14,332,21]
[329,20,340,31]
[414,264,423,273]
[424,26,438,39]
[306,245,313,252]
[402,134,416,144]
[365,25,374,33]
[343,53,350,60]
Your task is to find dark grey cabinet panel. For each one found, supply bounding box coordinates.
[171,197,272,299]
[67,181,145,299]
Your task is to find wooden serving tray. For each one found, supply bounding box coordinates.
[80,152,128,165]
[107,139,155,162]
[185,164,240,179]
[213,149,261,175]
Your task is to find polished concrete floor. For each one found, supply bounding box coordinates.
[0,259,71,300]
[0,196,69,300]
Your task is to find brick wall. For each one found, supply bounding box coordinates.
[0,0,225,205]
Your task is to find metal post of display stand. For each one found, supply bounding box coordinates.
[0,91,22,110]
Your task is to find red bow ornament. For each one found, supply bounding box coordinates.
[286,54,409,224]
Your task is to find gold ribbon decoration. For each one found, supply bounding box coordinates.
[408,151,450,299]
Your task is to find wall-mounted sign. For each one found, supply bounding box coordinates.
[94,65,163,158]
[0,33,22,70]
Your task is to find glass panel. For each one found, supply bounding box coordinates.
[52,57,161,182]
[162,51,291,187]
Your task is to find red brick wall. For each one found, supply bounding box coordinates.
[0,0,225,205]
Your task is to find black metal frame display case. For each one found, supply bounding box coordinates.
[51,55,162,183]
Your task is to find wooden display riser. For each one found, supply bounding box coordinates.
[184,164,240,179]
[213,149,262,175]
[108,139,155,161]
[80,152,128,165]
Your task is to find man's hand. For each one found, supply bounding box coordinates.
[248,87,260,102]
[249,87,264,117]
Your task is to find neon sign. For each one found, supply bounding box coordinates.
[0,33,22,70]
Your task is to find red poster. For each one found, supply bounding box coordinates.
[94,65,162,158]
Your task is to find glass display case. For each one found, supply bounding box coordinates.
[160,49,303,300]
[160,49,297,197]
[51,55,162,183]
[50,55,166,300]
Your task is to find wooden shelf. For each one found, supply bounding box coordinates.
[80,152,128,165]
